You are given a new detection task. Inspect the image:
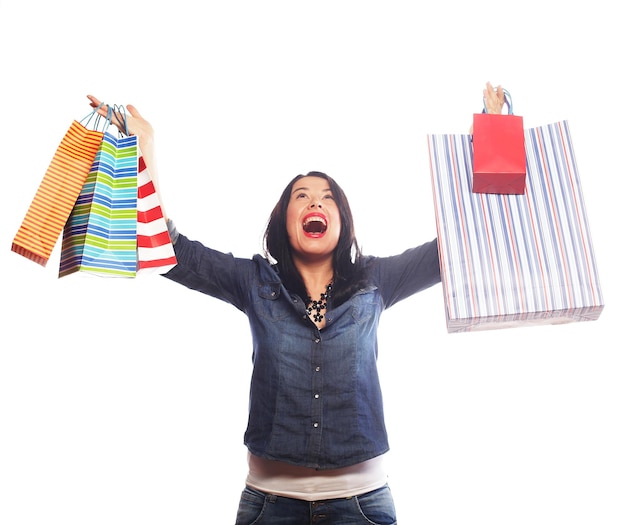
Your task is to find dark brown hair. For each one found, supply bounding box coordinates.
[263,171,369,305]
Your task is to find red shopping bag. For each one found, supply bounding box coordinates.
[472,89,526,195]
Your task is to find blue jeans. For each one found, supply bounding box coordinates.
[234,484,397,524]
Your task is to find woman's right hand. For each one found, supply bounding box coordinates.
[87,95,154,147]
[88,95,167,219]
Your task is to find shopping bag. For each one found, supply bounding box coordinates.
[59,127,138,278]
[472,89,526,194]
[428,120,603,332]
[136,153,177,274]
[11,111,107,266]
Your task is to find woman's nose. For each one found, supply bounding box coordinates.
[310,201,322,208]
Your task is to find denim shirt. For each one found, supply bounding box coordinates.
[164,231,440,470]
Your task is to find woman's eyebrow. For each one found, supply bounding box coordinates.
[291,186,332,195]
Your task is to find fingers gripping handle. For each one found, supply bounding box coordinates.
[80,102,130,135]
[482,88,514,115]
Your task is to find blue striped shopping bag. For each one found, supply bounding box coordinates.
[59,131,138,277]
[428,120,604,332]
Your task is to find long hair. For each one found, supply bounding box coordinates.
[263,171,369,306]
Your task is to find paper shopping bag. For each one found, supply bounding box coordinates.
[428,120,603,332]
[136,154,177,274]
[59,131,138,278]
[472,89,526,194]
[11,116,105,266]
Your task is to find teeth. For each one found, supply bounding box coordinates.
[303,216,327,233]
[303,216,327,228]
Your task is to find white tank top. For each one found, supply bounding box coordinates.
[245,452,388,501]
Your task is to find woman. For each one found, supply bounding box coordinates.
[88,82,504,524]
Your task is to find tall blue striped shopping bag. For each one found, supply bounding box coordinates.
[427,120,604,332]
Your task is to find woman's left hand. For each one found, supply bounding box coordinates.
[483,82,506,114]
[469,81,506,133]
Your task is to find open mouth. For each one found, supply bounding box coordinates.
[302,213,327,236]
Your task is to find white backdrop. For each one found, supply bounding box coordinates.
[1,1,623,524]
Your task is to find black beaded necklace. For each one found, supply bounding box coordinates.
[306,282,333,323]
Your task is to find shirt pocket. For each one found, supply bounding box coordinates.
[254,283,296,322]
[351,285,379,324]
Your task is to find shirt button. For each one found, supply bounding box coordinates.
[314,338,320,343]
[314,393,320,399]
[313,422,319,428]
[315,366,320,372]
[271,291,276,297]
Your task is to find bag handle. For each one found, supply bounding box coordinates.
[112,104,130,136]
[80,102,130,135]
[482,88,514,115]
[81,103,114,132]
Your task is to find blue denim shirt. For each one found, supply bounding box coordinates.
[165,230,440,470]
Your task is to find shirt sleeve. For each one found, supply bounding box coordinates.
[370,237,441,309]
[163,224,255,313]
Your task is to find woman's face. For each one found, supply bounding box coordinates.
[285,175,341,262]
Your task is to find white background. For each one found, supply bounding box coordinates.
[1,1,624,524]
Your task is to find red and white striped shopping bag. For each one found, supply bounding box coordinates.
[136,153,177,274]
[428,120,603,332]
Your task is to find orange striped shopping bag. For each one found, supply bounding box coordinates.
[428,120,604,332]
[11,112,106,266]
